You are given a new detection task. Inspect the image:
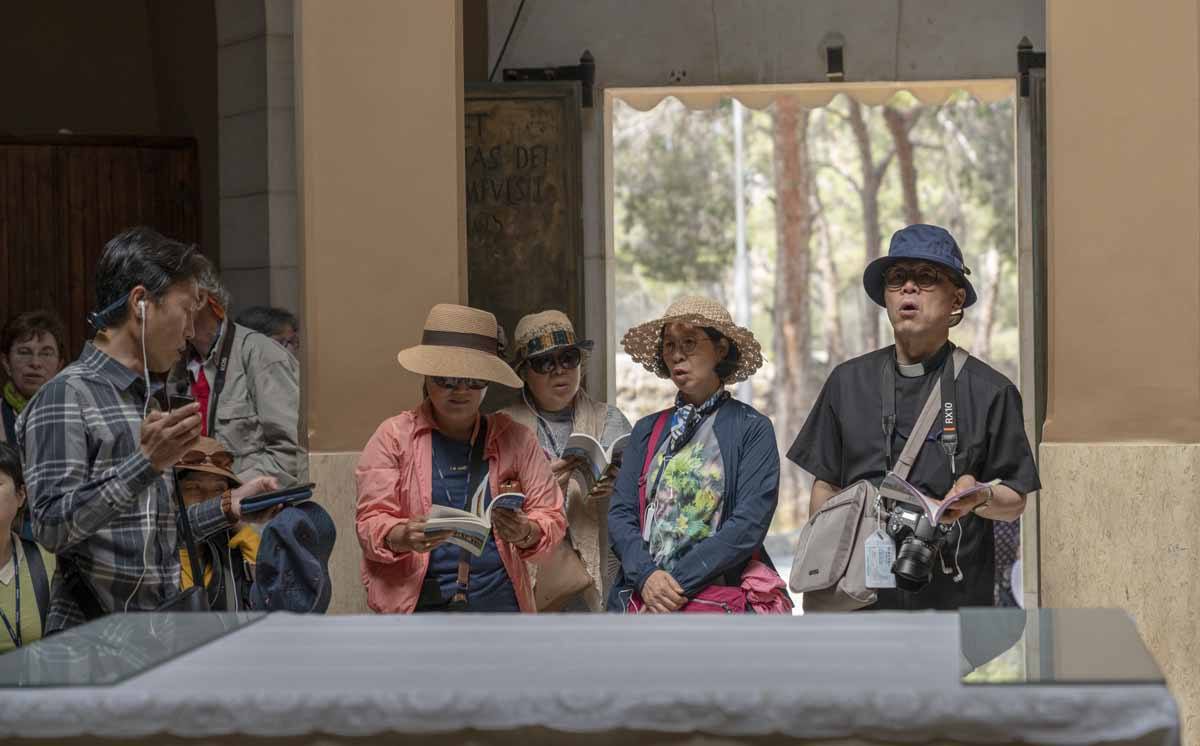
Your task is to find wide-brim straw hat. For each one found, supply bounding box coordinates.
[176,436,242,486]
[509,309,594,371]
[397,303,522,388]
[621,295,763,384]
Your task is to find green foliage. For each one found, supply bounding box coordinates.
[615,99,737,285]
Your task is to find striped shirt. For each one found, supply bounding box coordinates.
[17,343,229,632]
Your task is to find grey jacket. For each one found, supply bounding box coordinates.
[177,320,305,485]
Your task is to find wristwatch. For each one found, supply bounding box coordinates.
[220,489,237,523]
[971,486,994,515]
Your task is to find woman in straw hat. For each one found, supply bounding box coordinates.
[608,296,791,614]
[500,310,632,612]
[355,304,566,613]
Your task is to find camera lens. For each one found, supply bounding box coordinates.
[892,538,936,591]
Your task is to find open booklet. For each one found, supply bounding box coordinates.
[562,432,630,490]
[878,472,1000,524]
[423,485,526,557]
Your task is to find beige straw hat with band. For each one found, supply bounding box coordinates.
[398,303,522,388]
[176,436,242,486]
[621,295,764,384]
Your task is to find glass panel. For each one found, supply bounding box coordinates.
[961,608,1164,685]
[0,612,265,688]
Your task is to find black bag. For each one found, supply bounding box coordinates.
[156,467,211,612]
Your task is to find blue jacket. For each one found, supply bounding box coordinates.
[606,397,780,610]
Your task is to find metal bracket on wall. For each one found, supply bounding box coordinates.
[1018,37,1046,98]
[503,50,596,108]
[820,32,846,82]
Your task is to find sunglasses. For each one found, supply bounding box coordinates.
[179,450,235,470]
[431,376,489,390]
[526,347,583,375]
[884,264,955,291]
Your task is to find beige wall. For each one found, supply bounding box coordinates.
[1043,0,1200,443]
[295,0,466,613]
[1043,0,1200,740]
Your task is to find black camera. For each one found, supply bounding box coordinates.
[882,502,953,592]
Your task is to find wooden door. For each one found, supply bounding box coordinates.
[0,136,200,360]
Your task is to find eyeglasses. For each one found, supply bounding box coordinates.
[10,348,60,363]
[526,347,583,375]
[661,335,712,358]
[179,450,235,470]
[884,264,952,290]
[431,376,488,390]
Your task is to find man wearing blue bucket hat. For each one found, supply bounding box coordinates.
[787,224,1040,610]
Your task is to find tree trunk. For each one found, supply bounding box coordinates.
[847,99,888,352]
[772,97,814,529]
[972,248,1001,359]
[814,193,846,369]
[884,106,923,225]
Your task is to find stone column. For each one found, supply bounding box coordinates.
[216,0,298,313]
[1042,0,1200,738]
[294,0,466,614]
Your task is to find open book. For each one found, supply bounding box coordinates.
[424,487,525,557]
[562,432,630,491]
[878,472,1000,524]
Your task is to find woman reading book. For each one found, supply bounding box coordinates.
[608,297,791,614]
[355,304,565,613]
[499,310,631,612]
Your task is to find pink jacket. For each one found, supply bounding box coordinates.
[355,403,565,613]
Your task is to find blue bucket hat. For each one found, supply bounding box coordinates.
[250,502,336,614]
[863,224,977,309]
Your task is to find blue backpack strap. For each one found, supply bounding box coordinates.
[19,537,50,628]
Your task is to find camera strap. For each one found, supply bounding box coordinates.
[882,345,970,481]
[205,321,238,427]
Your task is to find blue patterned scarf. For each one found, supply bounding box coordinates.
[667,389,729,456]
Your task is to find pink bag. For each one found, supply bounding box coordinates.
[625,584,748,614]
[740,559,794,615]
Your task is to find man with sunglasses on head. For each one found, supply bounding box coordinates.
[17,228,279,630]
[787,224,1040,610]
[172,263,304,486]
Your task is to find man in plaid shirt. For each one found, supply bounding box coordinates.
[18,227,278,631]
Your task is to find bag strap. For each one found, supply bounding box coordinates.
[637,410,672,532]
[19,537,49,628]
[452,416,490,607]
[206,322,238,426]
[170,468,211,611]
[893,348,969,481]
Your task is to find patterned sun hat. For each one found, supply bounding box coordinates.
[621,295,763,384]
[509,310,594,371]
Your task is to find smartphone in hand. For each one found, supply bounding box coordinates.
[168,394,196,412]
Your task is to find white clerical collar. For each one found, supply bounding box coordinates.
[895,343,952,378]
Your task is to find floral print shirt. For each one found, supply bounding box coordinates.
[644,414,725,572]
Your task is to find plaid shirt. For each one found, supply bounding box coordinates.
[17,343,229,632]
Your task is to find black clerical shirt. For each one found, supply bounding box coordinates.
[787,343,1041,610]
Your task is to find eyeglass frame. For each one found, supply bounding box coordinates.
[883,262,964,291]
[8,347,61,364]
[525,346,584,375]
[179,450,236,470]
[430,376,489,391]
